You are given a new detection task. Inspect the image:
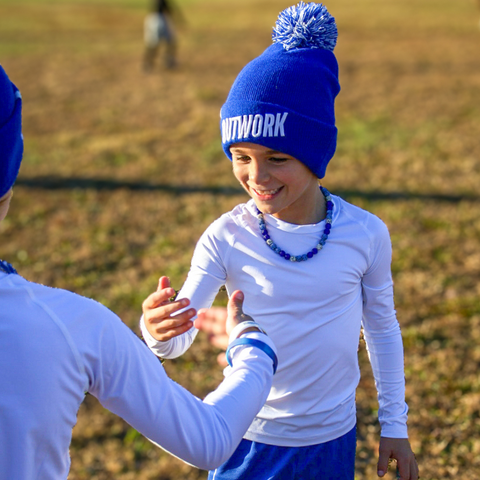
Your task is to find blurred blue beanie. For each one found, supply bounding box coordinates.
[0,64,23,198]
[220,2,340,179]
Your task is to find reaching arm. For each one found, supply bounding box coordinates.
[93,289,276,471]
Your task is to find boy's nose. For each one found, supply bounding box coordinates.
[248,160,269,183]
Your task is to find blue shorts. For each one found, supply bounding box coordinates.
[208,425,356,480]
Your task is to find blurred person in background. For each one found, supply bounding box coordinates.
[143,0,183,71]
[0,64,278,479]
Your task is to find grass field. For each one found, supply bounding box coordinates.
[1,0,480,478]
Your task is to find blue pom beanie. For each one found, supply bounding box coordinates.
[220,2,340,179]
[0,65,23,198]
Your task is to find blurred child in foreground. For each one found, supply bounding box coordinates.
[0,64,278,478]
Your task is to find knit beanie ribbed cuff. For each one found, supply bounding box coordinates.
[221,101,337,179]
[0,68,23,198]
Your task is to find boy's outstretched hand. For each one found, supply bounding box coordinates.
[195,290,254,367]
[377,437,419,480]
[142,276,196,342]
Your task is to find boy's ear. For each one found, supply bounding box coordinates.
[0,188,14,222]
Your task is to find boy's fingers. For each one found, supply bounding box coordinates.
[156,320,195,340]
[149,304,195,326]
[156,298,190,317]
[208,333,229,350]
[411,457,419,480]
[157,276,170,291]
[195,308,229,350]
[216,352,228,367]
[396,454,418,480]
[377,438,417,480]
[397,463,410,480]
[143,289,183,311]
[195,308,228,335]
[142,291,159,311]
[150,309,196,335]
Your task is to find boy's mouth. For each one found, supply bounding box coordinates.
[251,187,283,199]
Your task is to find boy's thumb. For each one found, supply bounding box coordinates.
[228,290,245,317]
[377,458,388,477]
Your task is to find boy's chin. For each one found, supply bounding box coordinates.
[253,202,278,216]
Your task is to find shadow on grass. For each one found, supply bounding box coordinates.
[16,176,480,202]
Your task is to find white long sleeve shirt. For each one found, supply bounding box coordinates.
[141,195,409,447]
[0,271,275,479]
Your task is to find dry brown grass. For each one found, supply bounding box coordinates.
[1,0,480,478]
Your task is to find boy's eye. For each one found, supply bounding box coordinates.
[234,156,251,163]
[269,157,288,163]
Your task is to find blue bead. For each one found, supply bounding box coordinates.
[307,251,314,258]
[301,255,308,261]
[280,250,285,257]
[285,253,291,260]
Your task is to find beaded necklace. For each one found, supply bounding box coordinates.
[0,260,17,274]
[256,186,333,262]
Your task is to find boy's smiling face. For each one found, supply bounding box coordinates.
[230,142,325,225]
